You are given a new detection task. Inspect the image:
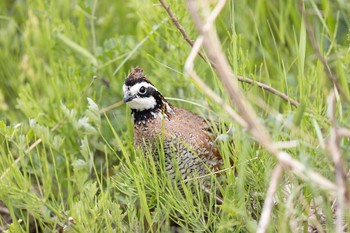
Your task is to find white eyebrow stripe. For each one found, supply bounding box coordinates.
[128,82,157,95]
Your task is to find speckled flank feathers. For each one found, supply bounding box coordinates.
[123,67,224,182]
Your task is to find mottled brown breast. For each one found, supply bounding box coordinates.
[134,107,223,174]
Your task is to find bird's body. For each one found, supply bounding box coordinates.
[123,67,223,181]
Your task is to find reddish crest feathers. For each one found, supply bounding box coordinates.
[124,66,152,86]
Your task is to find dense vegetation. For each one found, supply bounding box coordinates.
[0,0,349,232]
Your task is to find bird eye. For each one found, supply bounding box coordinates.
[139,86,146,94]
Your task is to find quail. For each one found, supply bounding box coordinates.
[123,67,224,185]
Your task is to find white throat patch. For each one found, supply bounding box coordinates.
[127,96,157,111]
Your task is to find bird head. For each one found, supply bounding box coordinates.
[123,67,163,112]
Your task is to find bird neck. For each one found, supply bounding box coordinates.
[131,97,174,124]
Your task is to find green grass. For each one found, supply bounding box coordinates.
[0,0,349,232]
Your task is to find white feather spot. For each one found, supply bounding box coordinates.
[165,102,175,114]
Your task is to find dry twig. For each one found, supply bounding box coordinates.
[159,0,299,107]
[184,2,339,232]
[338,128,350,138]
[297,0,349,102]
[99,100,124,114]
[327,91,350,233]
[299,0,350,227]
[257,163,283,233]
[185,34,248,128]
[185,0,335,192]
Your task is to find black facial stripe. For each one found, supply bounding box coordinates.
[138,86,157,98]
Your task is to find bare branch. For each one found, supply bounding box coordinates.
[159,0,299,107]
[185,35,248,128]
[298,0,349,102]
[338,128,350,138]
[327,91,350,233]
[277,151,336,191]
[185,0,336,193]
[236,75,299,107]
[159,0,194,47]
[257,163,283,233]
[99,100,124,114]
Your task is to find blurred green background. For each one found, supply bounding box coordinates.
[0,0,349,232]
